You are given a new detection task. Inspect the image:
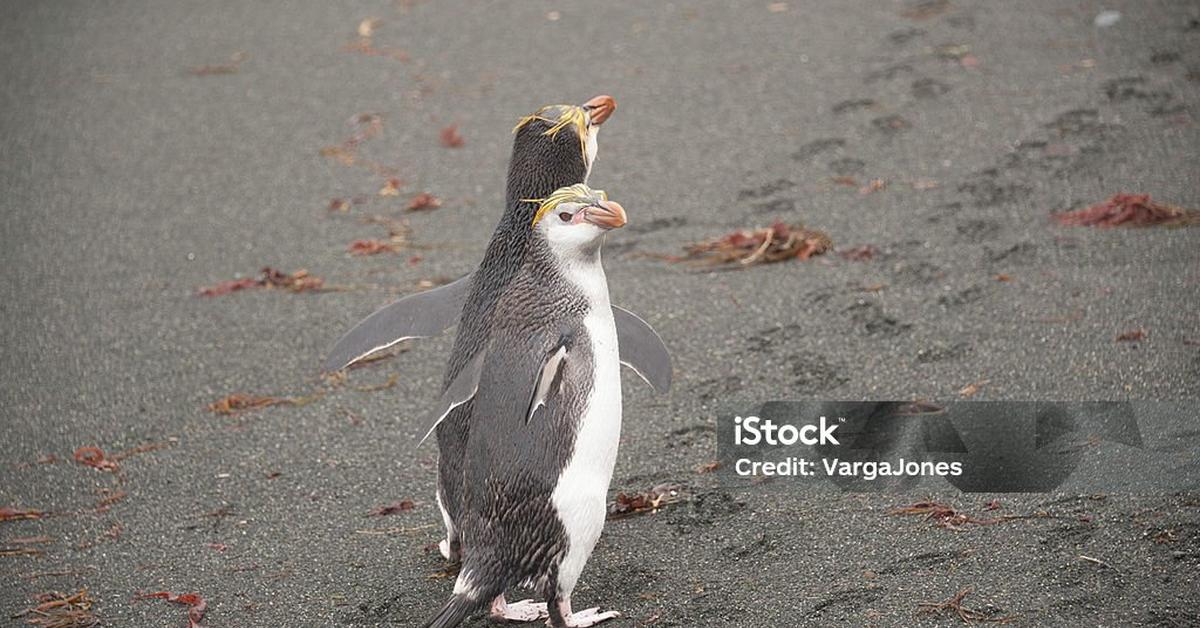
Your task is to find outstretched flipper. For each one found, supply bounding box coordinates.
[611,305,672,393]
[419,350,487,445]
[322,274,474,373]
[322,273,671,395]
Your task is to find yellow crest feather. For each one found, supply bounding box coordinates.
[512,105,589,161]
[526,184,608,226]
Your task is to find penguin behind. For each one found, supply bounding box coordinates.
[423,184,628,628]
[434,96,619,564]
[449,95,616,385]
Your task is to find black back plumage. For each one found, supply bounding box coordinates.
[446,113,589,382]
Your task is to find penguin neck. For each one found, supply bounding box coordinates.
[487,132,593,287]
[503,137,591,210]
[541,238,609,308]
[491,162,588,271]
[504,169,591,210]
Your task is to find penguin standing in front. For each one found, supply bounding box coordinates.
[322,97,671,571]
[421,184,628,628]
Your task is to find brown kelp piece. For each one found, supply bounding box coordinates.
[206,392,324,416]
[839,245,880,261]
[378,178,404,197]
[608,483,682,520]
[1116,329,1146,342]
[888,501,1001,529]
[440,125,464,148]
[350,215,413,255]
[14,589,98,627]
[367,500,416,517]
[134,592,206,628]
[72,447,120,472]
[406,192,442,212]
[319,112,397,176]
[1053,193,1199,227]
[676,221,832,267]
[889,500,1069,532]
[188,52,246,76]
[259,268,325,292]
[349,240,401,256]
[695,461,721,474]
[917,586,1013,624]
[198,268,327,297]
[0,507,47,522]
[196,278,258,297]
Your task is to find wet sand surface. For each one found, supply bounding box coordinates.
[2,0,1198,625]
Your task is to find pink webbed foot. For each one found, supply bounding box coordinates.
[551,600,620,627]
[489,595,549,623]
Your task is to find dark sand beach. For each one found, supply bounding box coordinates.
[2,1,1197,625]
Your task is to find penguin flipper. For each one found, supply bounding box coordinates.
[418,350,487,445]
[526,340,571,424]
[322,273,474,373]
[611,305,672,394]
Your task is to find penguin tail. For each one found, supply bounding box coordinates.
[422,594,479,628]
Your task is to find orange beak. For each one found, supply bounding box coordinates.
[582,94,616,126]
[582,199,627,230]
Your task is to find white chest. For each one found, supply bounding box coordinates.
[572,306,622,477]
[549,304,622,592]
[554,253,621,474]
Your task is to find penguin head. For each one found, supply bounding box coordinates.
[529,184,627,255]
[506,95,616,208]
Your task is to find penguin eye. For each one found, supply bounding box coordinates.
[558,212,572,222]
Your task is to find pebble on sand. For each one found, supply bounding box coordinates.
[1094,10,1121,28]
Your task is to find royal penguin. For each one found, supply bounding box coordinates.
[421,184,629,627]
[321,98,671,564]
